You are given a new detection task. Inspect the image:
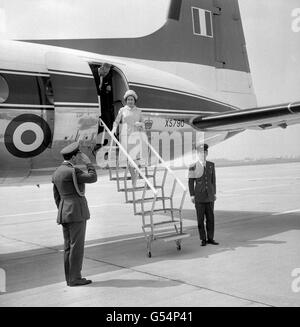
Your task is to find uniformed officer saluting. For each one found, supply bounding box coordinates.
[52,142,97,286]
[188,144,219,246]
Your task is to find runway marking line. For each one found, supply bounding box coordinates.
[0,210,57,218]
[83,256,274,307]
[221,183,296,193]
[58,235,146,252]
[0,204,122,219]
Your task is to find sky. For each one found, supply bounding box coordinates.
[0,0,299,160]
[211,0,300,160]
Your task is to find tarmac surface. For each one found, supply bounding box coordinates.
[0,162,300,307]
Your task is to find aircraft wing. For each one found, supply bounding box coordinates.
[191,102,300,131]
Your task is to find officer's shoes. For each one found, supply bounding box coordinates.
[69,278,92,287]
[207,239,219,245]
[201,240,207,246]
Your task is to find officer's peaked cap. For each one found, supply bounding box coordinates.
[197,143,209,151]
[60,142,80,156]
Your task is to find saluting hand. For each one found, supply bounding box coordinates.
[78,152,91,165]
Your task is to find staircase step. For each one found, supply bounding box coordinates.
[110,176,132,181]
[109,166,153,171]
[119,186,151,192]
[143,220,180,229]
[110,175,146,181]
[135,208,181,215]
[108,166,127,170]
[158,233,191,242]
[127,196,171,204]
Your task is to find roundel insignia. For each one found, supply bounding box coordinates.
[4,114,52,158]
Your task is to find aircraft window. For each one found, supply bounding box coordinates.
[0,75,9,103]
[45,79,54,104]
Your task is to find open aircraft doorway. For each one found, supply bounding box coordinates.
[89,63,128,146]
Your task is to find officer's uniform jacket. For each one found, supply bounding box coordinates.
[188,160,216,203]
[52,162,97,224]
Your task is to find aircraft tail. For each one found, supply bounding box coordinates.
[29,0,256,108]
[34,0,248,71]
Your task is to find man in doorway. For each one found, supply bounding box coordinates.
[93,63,114,156]
[98,62,114,130]
[52,142,97,286]
[188,143,219,246]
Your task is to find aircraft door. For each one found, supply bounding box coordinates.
[88,64,128,132]
[90,64,129,149]
[111,67,128,120]
[45,52,100,153]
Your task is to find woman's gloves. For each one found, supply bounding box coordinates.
[135,122,144,131]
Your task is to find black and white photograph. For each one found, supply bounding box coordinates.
[0,0,300,311]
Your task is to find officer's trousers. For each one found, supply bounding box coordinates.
[195,202,215,241]
[62,220,87,284]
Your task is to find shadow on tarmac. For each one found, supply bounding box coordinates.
[1,209,298,294]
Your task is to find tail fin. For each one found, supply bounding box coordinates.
[30,0,256,108]
[36,0,248,72]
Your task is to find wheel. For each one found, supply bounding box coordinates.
[176,240,181,251]
[148,251,152,258]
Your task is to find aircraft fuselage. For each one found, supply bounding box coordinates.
[0,40,245,185]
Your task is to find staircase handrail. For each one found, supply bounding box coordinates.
[99,118,158,196]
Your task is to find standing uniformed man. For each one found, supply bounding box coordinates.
[52,142,97,286]
[188,144,219,246]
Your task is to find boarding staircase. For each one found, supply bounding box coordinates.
[98,119,190,257]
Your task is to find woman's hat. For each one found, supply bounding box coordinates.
[196,143,209,152]
[124,89,138,101]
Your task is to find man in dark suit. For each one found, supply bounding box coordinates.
[92,63,114,156]
[98,63,114,130]
[188,144,219,246]
[52,142,97,286]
